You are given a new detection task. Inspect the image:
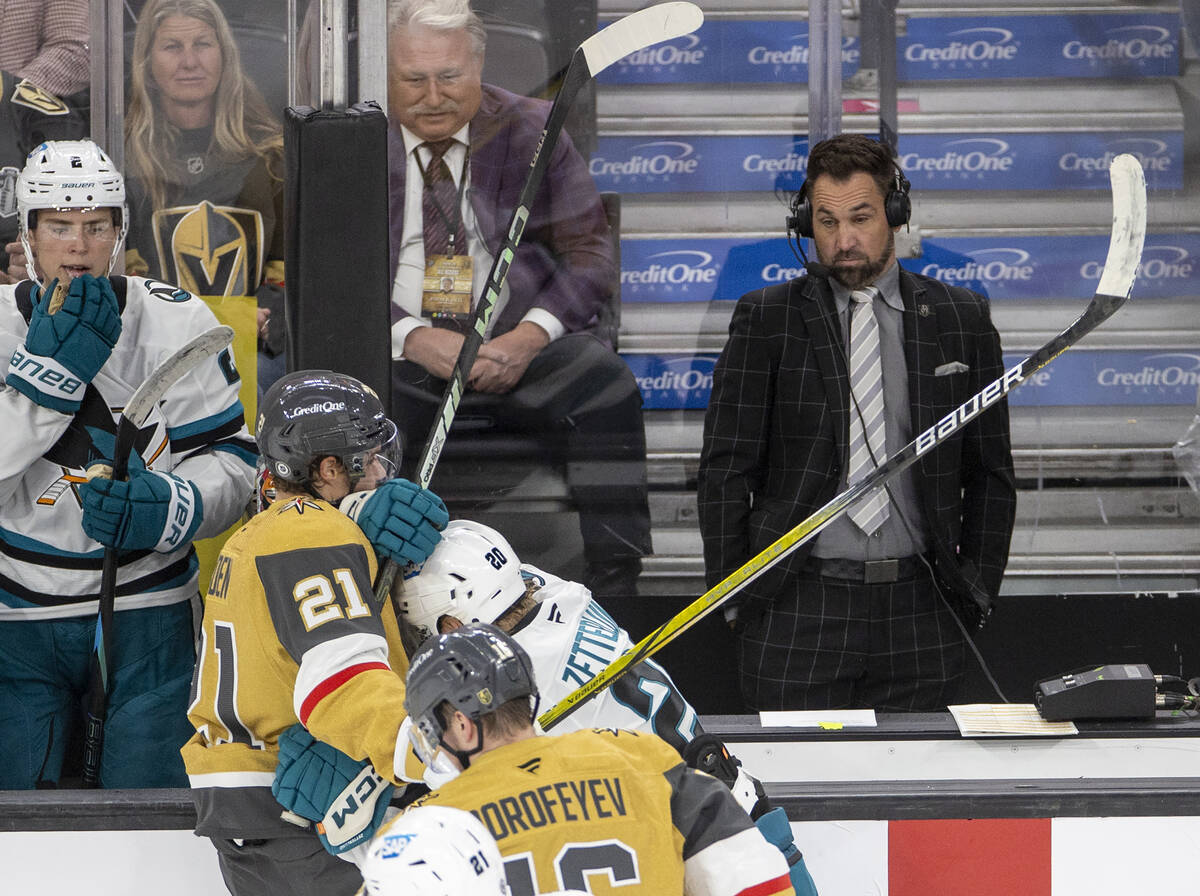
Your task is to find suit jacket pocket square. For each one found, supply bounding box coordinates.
[934,361,970,376]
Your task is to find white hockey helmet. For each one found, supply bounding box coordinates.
[399,520,526,641]
[361,805,510,896]
[17,140,129,285]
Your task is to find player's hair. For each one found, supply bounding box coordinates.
[492,588,540,633]
[806,132,898,203]
[386,0,487,57]
[126,0,284,214]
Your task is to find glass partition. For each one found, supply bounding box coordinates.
[77,0,1200,705]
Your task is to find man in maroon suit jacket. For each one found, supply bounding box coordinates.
[385,0,650,599]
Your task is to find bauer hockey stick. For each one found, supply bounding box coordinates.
[372,1,706,603]
[81,324,235,786]
[540,153,1147,731]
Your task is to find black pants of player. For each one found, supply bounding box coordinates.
[737,557,965,711]
[391,332,652,593]
[209,834,363,896]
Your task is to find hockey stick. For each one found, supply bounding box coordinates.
[540,153,1147,731]
[80,324,235,786]
[372,1,706,603]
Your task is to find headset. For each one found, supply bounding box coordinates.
[786,158,912,240]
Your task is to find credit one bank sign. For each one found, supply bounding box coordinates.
[596,14,1178,84]
[624,351,1200,411]
[589,135,1182,193]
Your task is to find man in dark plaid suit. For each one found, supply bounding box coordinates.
[698,134,1016,712]
[384,0,651,600]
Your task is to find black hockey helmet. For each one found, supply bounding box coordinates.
[256,370,401,491]
[405,624,538,764]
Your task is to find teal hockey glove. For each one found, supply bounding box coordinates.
[7,275,122,413]
[273,724,394,855]
[80,465,203,552]
[342,478,448,565]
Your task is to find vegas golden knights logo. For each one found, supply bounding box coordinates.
[153,200,264,297]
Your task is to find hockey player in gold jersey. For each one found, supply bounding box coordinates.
[389,624,796,896]
[183,370,448,896]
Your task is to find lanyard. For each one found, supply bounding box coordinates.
[416,143,471,256]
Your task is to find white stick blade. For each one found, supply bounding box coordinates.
[124,325,235,427]
[1096,153,1147,300]
[581,2,704,76]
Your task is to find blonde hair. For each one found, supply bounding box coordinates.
[125,0,284,213]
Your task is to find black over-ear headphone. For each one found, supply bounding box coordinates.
[787,159,911,240]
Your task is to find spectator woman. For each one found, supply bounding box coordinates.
[125,0,287,393]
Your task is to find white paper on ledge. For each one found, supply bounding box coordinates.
[759,709,878,728]
[949,703,1079,737]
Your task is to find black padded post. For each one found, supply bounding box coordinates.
[284,102,391,405]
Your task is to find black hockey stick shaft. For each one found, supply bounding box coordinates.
[540,153,1146,731]
[373,2,705,603]
[81,325,234,786]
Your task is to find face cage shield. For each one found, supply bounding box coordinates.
[21,203,128,290]
[409,708,446,768]
[346,419,402,493]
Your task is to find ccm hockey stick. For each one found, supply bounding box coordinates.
[540,153,1147,731]
[373,1,706,603]
[81,325,235,786]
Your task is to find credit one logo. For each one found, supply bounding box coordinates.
[631,355,716,409]
[1097,353,1200,389]
[1059,138,1173,174]
[590,141,700,178]
[747,33,857,66]
[900,138,1014,174]
[620,33,706,67]
[1062,25,1175,62]
[920,248,1035,284]
[1080,245,1194,283]
[621,250,718,287]
[742,149,806,175]
[905,27,1018,64]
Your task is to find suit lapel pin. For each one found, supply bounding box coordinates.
[918,304,931,317]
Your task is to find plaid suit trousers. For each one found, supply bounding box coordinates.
[737,561,966,711]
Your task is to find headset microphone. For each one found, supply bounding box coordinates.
[804,260,832,279]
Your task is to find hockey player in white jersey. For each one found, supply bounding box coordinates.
[0,140,256,788]
[276,520,818,895]
[402,520,712,763]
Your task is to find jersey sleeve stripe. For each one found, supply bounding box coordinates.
[737,873,795,896]
[299,661,389,725]
[209,437,259,466]
[169,411,252,454]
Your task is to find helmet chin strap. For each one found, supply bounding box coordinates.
[444,717,486,771]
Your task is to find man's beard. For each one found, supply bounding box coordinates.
[822,231,894,290]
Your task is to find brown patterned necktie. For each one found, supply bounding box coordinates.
[420,139,466,258]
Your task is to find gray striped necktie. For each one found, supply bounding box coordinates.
[846,286,889,533]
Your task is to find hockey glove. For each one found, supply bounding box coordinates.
[81,465,203,553]
[755,806,820,896]
[6,275,122,413]
[273,724,394,856]
[683,732,770,818]
[341,478,449,566]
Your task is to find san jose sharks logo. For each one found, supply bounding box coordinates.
[152,200,264,297]
[36,387,163,507]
